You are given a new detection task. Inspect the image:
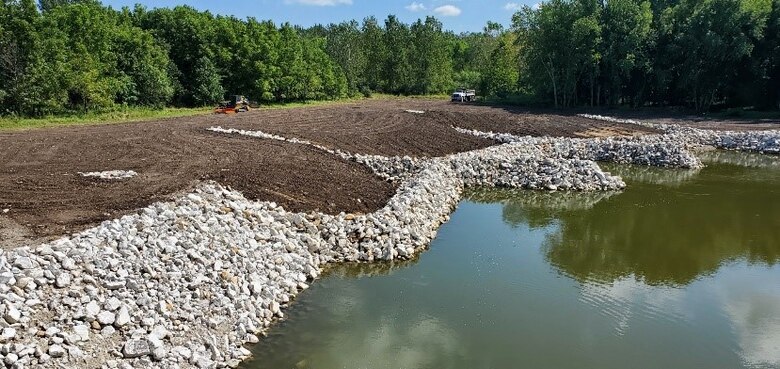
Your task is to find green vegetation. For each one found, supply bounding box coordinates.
[512,0,780,111]
[2,0,780,117]
[0,106,208,130]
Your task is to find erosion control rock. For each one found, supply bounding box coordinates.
[3,121,773,369]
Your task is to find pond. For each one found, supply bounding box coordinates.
[244,151,780,369]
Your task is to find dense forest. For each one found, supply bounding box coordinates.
[1,0,779,117]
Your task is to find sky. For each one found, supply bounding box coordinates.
[100,0,539,33]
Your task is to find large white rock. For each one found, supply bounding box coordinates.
[114,306,131,327]
[97,311,116,325]
[122,339,151,358]
[0,328,16,342]
[48,345,66,358]
[4,305,20,324]
[73,324,90,342]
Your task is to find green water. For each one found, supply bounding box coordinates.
[245,151,780,369]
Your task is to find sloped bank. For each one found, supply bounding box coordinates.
[577,114,780,154]
[0,126,672,369]
[453,127,704,169]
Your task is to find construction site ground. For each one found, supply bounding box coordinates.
[2,98,776,249]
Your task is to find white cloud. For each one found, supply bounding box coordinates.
[405,2,426,12]
[285,0,352,6]
[433,5,461,16]
[504,2,522,11]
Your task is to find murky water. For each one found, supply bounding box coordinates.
[244,151,780,369]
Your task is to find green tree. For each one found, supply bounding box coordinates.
[191,56,223,105]
[0,0,40,113]
[325,20,366,95]
[659,0,757,110]
[409,17,453,94]
[514,0,602,107]
[381,15,412,93]
[482,33,520,97]
[361,16,386,92]
[600,0,653,106]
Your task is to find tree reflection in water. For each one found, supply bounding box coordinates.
[469,160,780,286]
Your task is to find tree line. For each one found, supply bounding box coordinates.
[0,0,349,116]
[513,0,780,110]
[1,0,779,117]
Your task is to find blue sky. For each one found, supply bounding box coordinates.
[100,0,539,33]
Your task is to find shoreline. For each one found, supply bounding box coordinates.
[1,117,779,369]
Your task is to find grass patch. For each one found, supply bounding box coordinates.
[0,107,210,131]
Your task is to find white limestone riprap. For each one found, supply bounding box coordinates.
[208,126,625,188]
[577,114,780,155]
[452,126,704,169]
[5,118,768,369]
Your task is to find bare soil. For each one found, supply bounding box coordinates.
[0,118,396,245]
[0,98,713,247]
[225,100,661,155]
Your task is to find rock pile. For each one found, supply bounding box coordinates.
[0,155,467,368]
[211,126,625,191]
[454,127,703,169]
[448,143,625,191]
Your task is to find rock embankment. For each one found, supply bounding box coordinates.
[453,127,703,169]
[578,114,780,155]
[3,119,744,369]
[210,126,625,191]
[1,171,458,369]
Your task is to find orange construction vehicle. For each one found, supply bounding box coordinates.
[214,95,251,114]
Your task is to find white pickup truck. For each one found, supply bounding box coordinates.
[451,88,476,102]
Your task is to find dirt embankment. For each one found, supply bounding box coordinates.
[0,98,680,247]
[0,118,395,245]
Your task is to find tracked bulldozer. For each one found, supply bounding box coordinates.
[214,95,252,114]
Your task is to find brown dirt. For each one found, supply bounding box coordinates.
[224,100,661,155]
[0,98,671,247]
[437,103,663,138]
[0,118,396,245]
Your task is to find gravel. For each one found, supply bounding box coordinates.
[2,120,768,369]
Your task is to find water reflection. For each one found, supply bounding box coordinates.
[465,189,619,229]
[248,279,465,369]
[601,163,700,187]
[244,155,780,369]
[710,266,780,368]
[578,275,687,336]
[699,149,780,168]
[497,162,780,286]
[322,257,420,279]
